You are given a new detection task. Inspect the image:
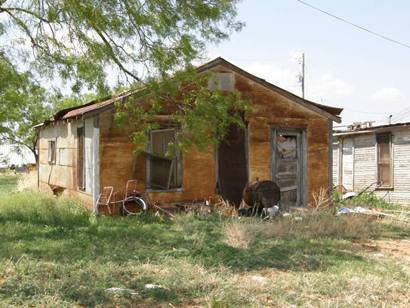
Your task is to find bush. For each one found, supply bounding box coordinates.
[0,191,90,227]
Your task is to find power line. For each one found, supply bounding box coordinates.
[295,0,410,50]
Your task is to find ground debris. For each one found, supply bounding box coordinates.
[105,287,138,296]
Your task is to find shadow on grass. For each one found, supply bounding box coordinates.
[0,212,365,273]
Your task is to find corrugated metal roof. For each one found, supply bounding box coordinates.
[54,89,142,121]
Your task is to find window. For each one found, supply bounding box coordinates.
[208,72,234,91]
[77,127,85,191]
[146,128,182,190]
[377,133,393,188]
[48,140,56,164]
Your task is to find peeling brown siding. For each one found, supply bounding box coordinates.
[233,72,330,206]
[39,65,333,210]
[98,110,217,205]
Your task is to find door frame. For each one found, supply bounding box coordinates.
[215,124,249,205]
[271,127,307,207]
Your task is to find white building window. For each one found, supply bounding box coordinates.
[48,140,56,165]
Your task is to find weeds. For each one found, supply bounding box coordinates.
[334,191,399,210]
[0,175,409,306]
[0,191,90,228]
[222,210,381,245]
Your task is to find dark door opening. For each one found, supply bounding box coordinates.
[217,125,248,206]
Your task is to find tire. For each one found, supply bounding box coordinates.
[122,196,147,215]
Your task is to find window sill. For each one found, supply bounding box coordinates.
[146,188,184,193]
[375,187,394,191]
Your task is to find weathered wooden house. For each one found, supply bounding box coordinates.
[37,57,342,213]
[333,122,410,205]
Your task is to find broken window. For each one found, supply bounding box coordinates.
[376,133,392,188]
[146,128,182,190]
[208,72,235,91]
[77,127,85,191]
[48,140,56,164]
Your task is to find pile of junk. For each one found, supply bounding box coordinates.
[96,179,285,218]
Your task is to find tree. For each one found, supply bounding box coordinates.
[0,54,85,163]
[0,0,247,156]
[0,0,243,91]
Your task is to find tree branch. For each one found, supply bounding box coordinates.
[92,26,142,82]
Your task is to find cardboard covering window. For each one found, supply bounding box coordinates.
[207,72,234,91]
[376,133,392,187]
[48,140,56,164]
[147,129,182,190]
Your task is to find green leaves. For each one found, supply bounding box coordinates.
[1,0,243,91]
[0,0,245,158]
[116,69,250,153]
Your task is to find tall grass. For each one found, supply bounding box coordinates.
[222,210,381,250]
[0,191,90,228]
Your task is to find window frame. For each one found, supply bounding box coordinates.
[376,132,393,190]
[47,139,56,165]
[146,128,183,192]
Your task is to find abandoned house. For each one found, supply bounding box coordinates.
[333,121,410,205]
[36,57,342,213]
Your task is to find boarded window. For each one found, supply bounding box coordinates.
[377,133,392,187]
[208,72,234,91]
[147,129,182,190]
[77,127,85,190]
[48,140,56,164]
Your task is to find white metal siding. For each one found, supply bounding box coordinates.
[353,135,377,191]
[342,138,353,191]
[332,142,339,185]
[335,130,410,206]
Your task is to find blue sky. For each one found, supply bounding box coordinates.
[206,0,410,126]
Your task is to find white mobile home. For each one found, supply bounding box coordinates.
[333,122,410,205]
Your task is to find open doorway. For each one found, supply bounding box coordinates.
[217,124,248,206]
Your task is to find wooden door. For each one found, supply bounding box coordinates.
[217,125,248,206]
[272,129,306,208]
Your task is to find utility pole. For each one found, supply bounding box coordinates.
[297,53,305,98]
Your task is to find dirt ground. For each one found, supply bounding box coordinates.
[362,239,410,262]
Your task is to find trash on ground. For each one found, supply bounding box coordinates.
[105,287,138,296]
[144,283,169,290]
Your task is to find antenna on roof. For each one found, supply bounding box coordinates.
[297,52,305,98]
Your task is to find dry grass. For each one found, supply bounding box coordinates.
[212,197,238,217]
[223,220,253,249]
[16,171,37,192]
[222,210,380,246]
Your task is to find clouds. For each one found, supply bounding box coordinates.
[370,87,402,102]
[309,73,354,103]
[243,61,300,94]
[242,54,354,105]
